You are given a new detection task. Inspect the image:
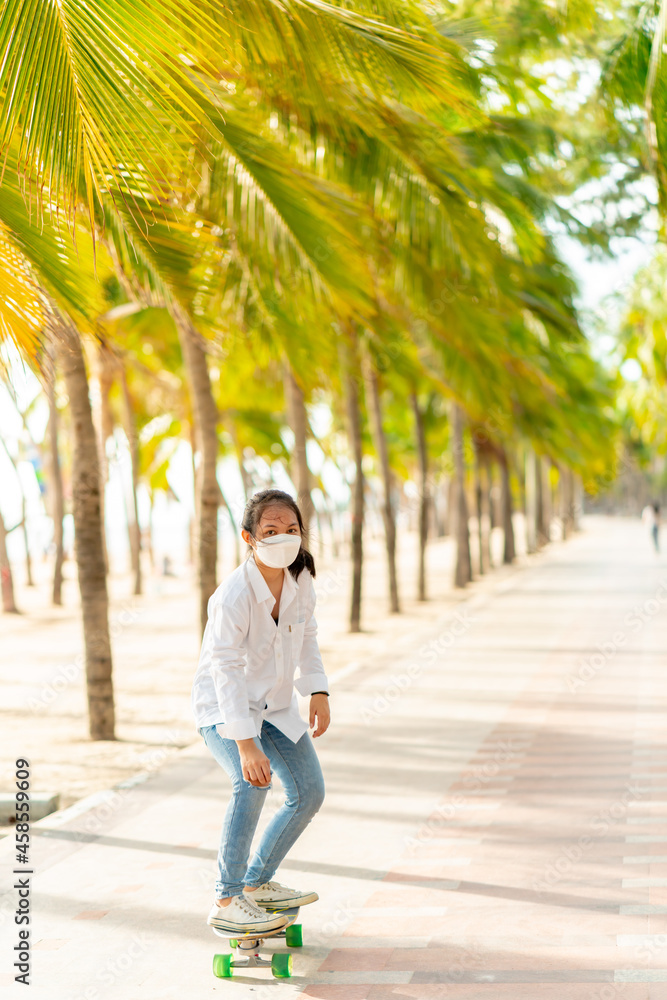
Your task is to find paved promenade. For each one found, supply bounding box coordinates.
[2,515,667,999]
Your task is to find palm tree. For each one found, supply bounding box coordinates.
[45,346,66,605]
[524,446,539,555]
[174,309,222,636]
[364,361,400,613]
[0,507,19,614]
[95,340,115,573]
[452,403,473,588]
[340,335,365,632]
[499,448,516,564]
[410,392,430,601]
[0,420,33,586]
[55,315,116,739]
[0,168,118,738]
[283,360,315,533]
[118,361,143,596]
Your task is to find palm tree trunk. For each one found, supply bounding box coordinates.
[96,342,114,574]
[147,492,156,571]
[452,403,472,588]
[434,477,447,537]
[561,466,574,539]
[343,360,364,633]
[410,392,429,601]
[572,473,583,530]
[540,459,552,544]
[283,359,315,533]
[535,455,548,547]
[325,503,339,558]
[481,455,492,570]
[119,363,142,595]
[525,447,538,554]
[314,507,325,559]
[474,446,484,575]
[365,364,399,613]
[21,504,33,586]
[446,476,456,536]
[55,318,115,740]
[500,450,516,564]
[220,487,241,565]
[0,507,19,613]
[229,422,252,500]
[176,312,220,636]
[187,418,197,567]
[0,441,33,587]
[45,347,65,605]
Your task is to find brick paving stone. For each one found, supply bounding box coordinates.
[319,949,393,971]
[303,989,372,999]
[367,988,660,999]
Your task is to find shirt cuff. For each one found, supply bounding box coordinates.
[216,718,258,741]
[294,674,330,697]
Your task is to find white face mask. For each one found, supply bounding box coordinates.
[252,533,301,569]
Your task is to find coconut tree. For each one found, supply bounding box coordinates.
[55,313,116,738]
[524,446,539,554]
[174,310,222,634]
[0,507,19,614]
[117,361,143,595]
[284,360,315,533]
[0,166,117,738]
[339,334,365,632]
[410,391,430,601]
[45,345,66,604]
[363,359,400,614]
[499,447,516,564]
[0,405,33,586]
[451,402,473,588]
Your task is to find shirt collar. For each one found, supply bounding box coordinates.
[246,554,299,604]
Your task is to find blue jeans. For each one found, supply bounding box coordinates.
[198,720,325,899]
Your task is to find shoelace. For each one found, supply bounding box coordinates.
[260,880,291,893]
[234,894,268,918]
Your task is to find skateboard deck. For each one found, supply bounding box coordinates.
[211,906,302,978]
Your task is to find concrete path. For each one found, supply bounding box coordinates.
[2,515,667,999]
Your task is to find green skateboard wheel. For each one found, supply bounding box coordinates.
[271,953,292,978]
[285,923,303,947]
[229,938,238,949]
[212,953,233,977]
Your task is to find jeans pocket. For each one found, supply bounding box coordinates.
[199,723,219,739]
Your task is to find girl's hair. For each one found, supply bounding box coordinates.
[241,488,316,580]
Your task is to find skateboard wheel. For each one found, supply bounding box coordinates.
[271,953,292,978]
[212,953,233,978]
[229,939,238,949]
[285,923,303,947]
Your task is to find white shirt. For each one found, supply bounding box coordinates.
[191,554,329,743]
[643,505,657,528]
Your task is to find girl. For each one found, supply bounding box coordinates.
[192,488,331,934]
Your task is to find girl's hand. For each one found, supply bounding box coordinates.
[309,693,330,738]
[237,740,272,787]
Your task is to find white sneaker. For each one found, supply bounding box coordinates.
[207,894,289,933]
[244,880,319,909]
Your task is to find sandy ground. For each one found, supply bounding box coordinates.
[0,512,529,820]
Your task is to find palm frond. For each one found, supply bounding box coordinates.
[0,227,45,358]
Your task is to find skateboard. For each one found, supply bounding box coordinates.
[211,906,302,979]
